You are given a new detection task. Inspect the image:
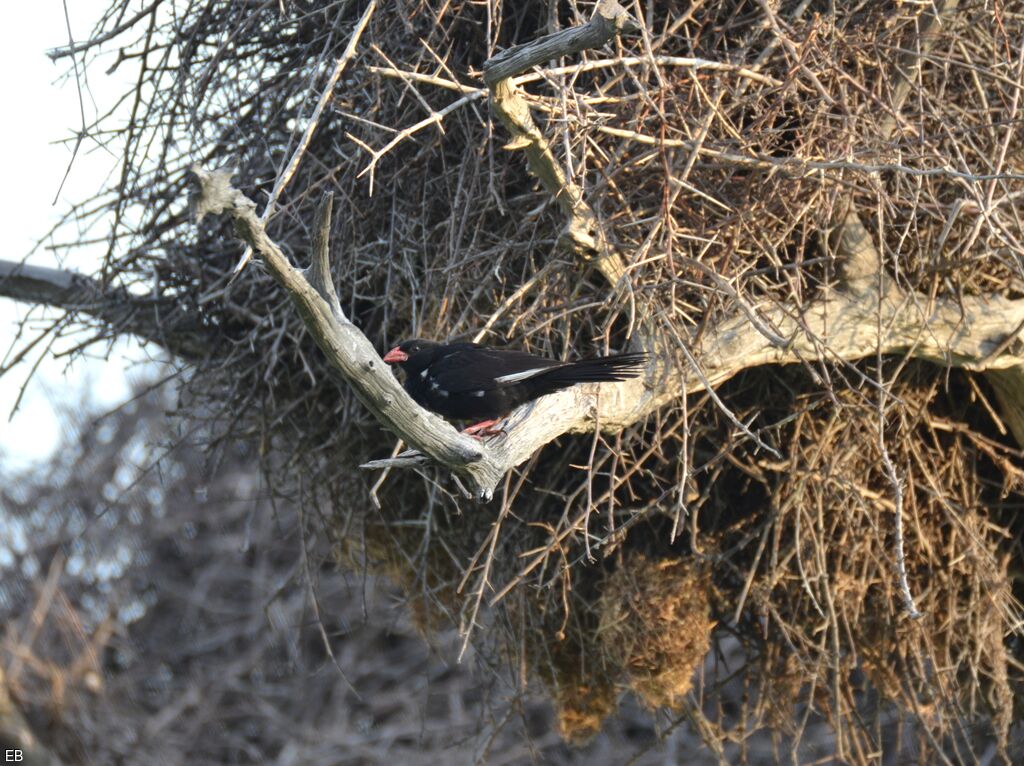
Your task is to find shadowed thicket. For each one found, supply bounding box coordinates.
[0,393,579,763]
[8,0,1024,760]
[0,392,836,764]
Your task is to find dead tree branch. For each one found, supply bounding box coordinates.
[0,259,204,359]
[190,167,499,495]
[192,160,1024,500]
[482,0,637,286]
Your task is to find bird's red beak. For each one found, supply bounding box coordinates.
[383,346,408,364]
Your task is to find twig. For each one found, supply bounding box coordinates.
[596,126,1024,183]
[534,55,780,87]
[52,0,94,204]
[878,407,922,619]
[47,0,162,60]
[232,0,376,276]
[355,91,486,192]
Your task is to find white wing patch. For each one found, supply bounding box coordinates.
[427,376,449,396]
[494,366,554,384]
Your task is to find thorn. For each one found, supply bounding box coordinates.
[230,247,254,280]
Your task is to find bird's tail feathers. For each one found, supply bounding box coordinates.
[539,352,647,385]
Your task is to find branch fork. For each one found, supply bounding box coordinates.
[191,166,498,496]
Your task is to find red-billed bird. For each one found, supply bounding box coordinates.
[383,339,646,435]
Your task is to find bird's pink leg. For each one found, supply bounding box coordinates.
[462,419,505,438]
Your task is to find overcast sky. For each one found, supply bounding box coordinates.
[0,2,151,471]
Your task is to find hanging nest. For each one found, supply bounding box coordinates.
[535,634,620,745]
[598,554,714,711]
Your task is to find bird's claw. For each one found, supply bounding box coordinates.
[462,420,507,440]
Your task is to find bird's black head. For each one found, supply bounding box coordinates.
[382,338,441,376]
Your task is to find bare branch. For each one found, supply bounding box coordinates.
[190,83,1024,499]
[482,0,638,87]
[482,0,638,285]
[47,0,161,60]
[189,166,498,494]
[0,259,204,359]
[356,246,1024,483]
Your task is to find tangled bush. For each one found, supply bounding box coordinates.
[5,0,1024,761]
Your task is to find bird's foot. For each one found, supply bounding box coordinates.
[462,419,506,439]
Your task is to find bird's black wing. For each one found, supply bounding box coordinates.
[427,344,564,394]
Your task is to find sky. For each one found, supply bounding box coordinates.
[0,2,151,471]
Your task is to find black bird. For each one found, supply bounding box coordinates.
[383,339,646,435]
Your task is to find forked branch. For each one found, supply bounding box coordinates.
[482,0,637,287]
[190,166,497,496]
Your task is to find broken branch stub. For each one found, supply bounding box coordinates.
[483,0,638,87]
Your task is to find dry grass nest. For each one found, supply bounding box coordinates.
[598,555,715,712]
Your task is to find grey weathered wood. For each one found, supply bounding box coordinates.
[483,0,637,86]
[305,192,342,314]
[190,166,496,495]
[0,259,206,359]
[190,159,1024,494]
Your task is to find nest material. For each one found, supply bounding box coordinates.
[26,0,1024,760]
[739,370,1021,751]
[598,555,714,711]
[543,649,620,745]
